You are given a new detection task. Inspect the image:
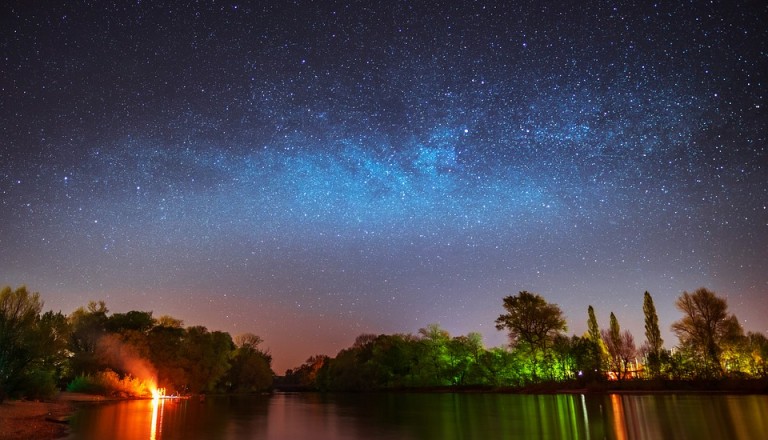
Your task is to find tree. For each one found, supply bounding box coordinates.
[147,323,187,393]
[601,313,636,381]
[180,326,234,393]
[285,355,329,389]
[585,305,604,380]
[495,291,567,381]
[417,323,451,385]
[0,286,43,400]
[156,315,184,328]
[106,311,155,333]
[68,301,109,375]
[671,288,744,377]
[446,332,483,385]
[745,332,768,378]
[619,330,637,379]
[473,347,506,386]
[601,312,622,380]
[0,286,69,400]
[587,306,600,343]
[642,291,664,378]
[36,310,72,388]
[370,333,419,388]
[550,335,580,381]
[227,333,273,392]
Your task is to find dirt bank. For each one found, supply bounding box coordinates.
[0,392,110,440]
[0,399,73,440]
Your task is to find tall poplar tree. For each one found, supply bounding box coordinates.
[586,305,604,379]
[587,306,600,343]
[642,291,664,377]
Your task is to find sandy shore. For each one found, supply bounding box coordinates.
[0,393,107,440]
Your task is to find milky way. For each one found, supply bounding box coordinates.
[1,1,766,371]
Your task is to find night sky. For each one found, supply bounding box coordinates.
[2,1,766,373]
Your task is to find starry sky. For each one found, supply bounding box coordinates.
[1,0,766,373]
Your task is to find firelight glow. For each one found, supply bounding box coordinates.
[1,1,766,373]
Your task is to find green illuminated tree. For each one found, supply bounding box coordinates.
[417,323,451,385]
[586,305,605,380]
[446,332,483,385]
[495,291,567,381]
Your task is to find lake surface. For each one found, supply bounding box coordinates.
[65,392,768,439]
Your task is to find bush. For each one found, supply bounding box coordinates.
[67,375,106,394]
[17,369,58,400]
[66,370,154,397]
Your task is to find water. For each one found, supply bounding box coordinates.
[65,392,768,439]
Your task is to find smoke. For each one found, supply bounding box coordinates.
[96,333,158,383]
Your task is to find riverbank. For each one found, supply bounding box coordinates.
[0,399,72,440]
[275,377,768,394]
[483,377,768,395]
[0,392,109,440]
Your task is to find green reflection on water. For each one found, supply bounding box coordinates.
[67,392,768,440]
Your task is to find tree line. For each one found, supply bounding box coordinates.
[0,286,273,402]
[282,288,768,391]
[2,285,767,400]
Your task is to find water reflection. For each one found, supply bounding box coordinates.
[150,397,163,440]
[67,392,768,440]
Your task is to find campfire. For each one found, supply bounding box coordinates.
[151,386,166,400]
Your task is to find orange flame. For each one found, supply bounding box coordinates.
[150,385,166,400]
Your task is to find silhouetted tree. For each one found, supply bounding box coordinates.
[156,315,184,328]
[68,301,109,375]
[671,288,743,377]
[147,322,187,392]
[0,286,73,400]
[36,310,72,389]
[226,333,273,392]
[106,311,155,333]
[180,326,234,393]
[371,334,418,387]
[642,291,664,378]
[285,355,329,389]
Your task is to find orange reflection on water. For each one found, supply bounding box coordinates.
[150,396,165,440]
[610,394,628,440]
[77,399,160,439]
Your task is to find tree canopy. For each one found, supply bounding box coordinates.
[671,288,744,377]
[495,291,567,380]
[2,284,766,397]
